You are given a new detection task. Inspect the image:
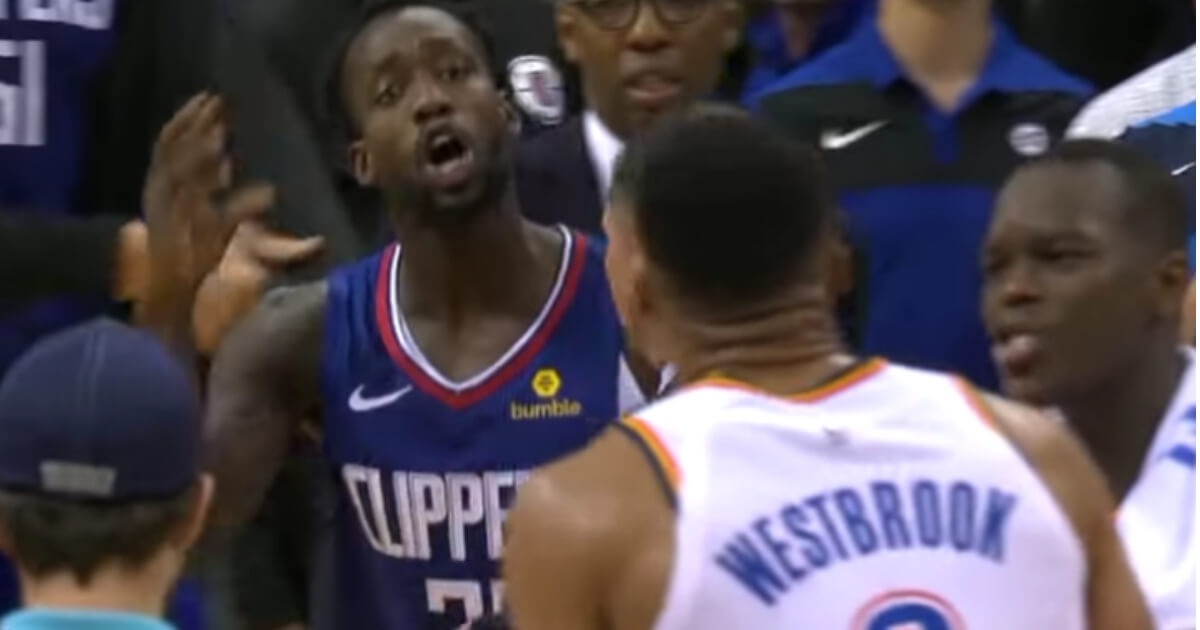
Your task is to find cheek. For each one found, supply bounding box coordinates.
[364,120,405,163]
[1048,276,1145,365]
[604,239,638,323]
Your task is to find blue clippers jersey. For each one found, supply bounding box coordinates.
[322,228,627,629]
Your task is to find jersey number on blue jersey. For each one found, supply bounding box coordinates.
[427,578,504,619]
[0,39,44,146]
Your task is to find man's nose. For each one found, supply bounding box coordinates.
[998,259,1043,307]
[411,76,452,125]
[626,2,672,52]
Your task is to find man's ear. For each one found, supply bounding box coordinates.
[348,140,375,187]
[555,6,582,63]
[719,0,745,54]
[503,98,522,136]
[171,474,215,551]
[1153,250,1192,322]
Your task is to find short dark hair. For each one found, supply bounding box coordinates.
[317,0,496,148]
[0,485,196,585]
[611,105,832,307]
[1024,139,1190,253]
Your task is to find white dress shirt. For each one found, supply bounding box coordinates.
[582,110,624,206]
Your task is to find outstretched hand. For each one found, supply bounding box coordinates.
[192,220,324,355]
[138,93,323,354]
[142,93,251,296]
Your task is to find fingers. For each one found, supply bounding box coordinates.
[239,223,325,265]
[222,183,276,226]
[153,93,209,159]
[151,92,228,195]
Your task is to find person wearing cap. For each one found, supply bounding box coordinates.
[0,319,213,630]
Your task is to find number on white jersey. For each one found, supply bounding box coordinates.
[852,591,964,630]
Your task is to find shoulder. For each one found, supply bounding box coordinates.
[995,41,1093,97]
[255,281,328,330]
[214,281,328,372]
[507,427,674,628]
[512,424,672,555]
[977,392,1113,544]
[747,45,872,112]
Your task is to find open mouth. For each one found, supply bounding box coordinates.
[429,132,467,166]
[421,126,475,188]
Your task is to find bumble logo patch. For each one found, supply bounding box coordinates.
[512,368,582,419]
[532,368,561,398]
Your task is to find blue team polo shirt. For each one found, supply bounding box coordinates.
[1,609,172,630]
[751,14,1092,389]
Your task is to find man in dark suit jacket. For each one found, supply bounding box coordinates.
[517,0,744,234]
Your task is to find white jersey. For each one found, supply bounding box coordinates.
[1117,348,1196,630]
[626,360,1086,630]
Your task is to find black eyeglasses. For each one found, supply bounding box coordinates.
[569,0,714,31]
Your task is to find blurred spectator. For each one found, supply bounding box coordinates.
[0,320,211,630]
[740,0,871,100]
[751,0,1091,389]
[516,0,744,234]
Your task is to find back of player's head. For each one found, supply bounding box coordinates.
[1023,139,1190,254]
[318,0,496,149]
[610,104,831,309]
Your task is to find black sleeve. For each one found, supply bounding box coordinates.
[0,213,125,312]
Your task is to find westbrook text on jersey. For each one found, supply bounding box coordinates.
[715,479,1019,605]
[344,466,530,561]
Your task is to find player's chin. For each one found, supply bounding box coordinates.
[426,181,491,220]
[998,370,1056,407]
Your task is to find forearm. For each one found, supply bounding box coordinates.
[204,390,296,532]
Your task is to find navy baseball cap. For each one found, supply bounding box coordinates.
[0,319,200,501]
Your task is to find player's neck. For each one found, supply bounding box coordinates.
[878,0,993,109]
[670,286,851,392]
[1061,340,1186,501]
[395,190,558,322]
[19,558,174,618]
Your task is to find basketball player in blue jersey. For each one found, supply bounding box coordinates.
[505,109,1151,630]
[202,2,645,629]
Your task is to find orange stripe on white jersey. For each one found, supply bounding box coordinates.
[619,415,682,491]
[691,357,887,403]
[952,376,1001,431]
